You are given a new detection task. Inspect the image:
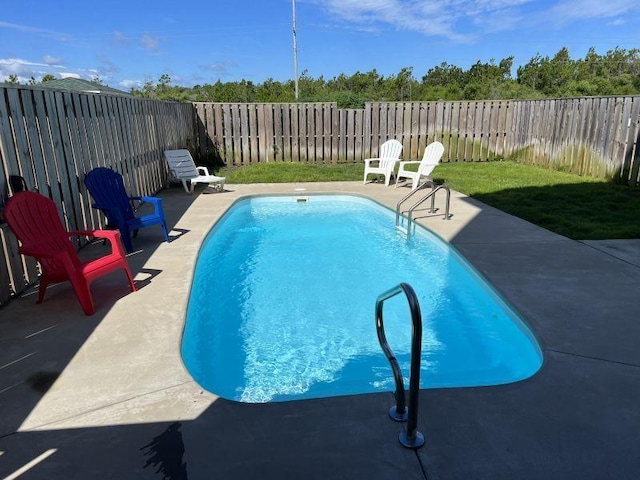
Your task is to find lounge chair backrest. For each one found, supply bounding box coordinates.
[85,168,136,225]
[379,139,403,160]
[4,191,81,274]
[164,149,199,180]
[418,141,444,175]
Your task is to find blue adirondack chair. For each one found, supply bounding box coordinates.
[84,167,170,253]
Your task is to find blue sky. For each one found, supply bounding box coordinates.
[1,0,639,90]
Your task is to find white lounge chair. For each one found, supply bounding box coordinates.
[395,142,444,190]
[363,139,403,186]
[164,149,226,194]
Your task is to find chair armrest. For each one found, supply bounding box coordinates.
[68,230,100,238]
[139,196,162,205]
[78,229,127,256]
[139,196,163,213]
[364,158,381,167]
[196,166,211,176]
[69,229,121,244]
[398,161,421,173]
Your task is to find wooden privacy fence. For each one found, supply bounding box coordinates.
[2,91,640,307]
[193,97,640,184]
[0,85,194,305]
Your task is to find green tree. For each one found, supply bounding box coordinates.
[517,47,576,96]
[130,47,640,104]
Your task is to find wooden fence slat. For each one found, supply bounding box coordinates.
[247,104,257,164]
[283,104,293,162]
[288,104,297,162]
[231,104,242,164]
[19,91,48,194]
[272,104,283,162]
[6,89,37,191]
[626,98,640,185]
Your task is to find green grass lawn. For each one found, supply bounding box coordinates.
[220,161,640,240]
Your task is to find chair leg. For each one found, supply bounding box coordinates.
[37,278,49,304]
[122,265,137,293]
[161,221,170,243]
[181,180,191,194]
[119,225,134,253]
[70,277,95,316]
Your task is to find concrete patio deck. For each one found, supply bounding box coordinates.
[1,181,639,479]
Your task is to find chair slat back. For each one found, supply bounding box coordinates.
[85,168,135,223]
[164,149,199,180]
[380,139,403,159]
[4,191,80,273]
[418,141,444,175]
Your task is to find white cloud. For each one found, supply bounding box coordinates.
[119,79,141,89]
[302,0,639,41]
[43,55,64,66]
[302,0,534,41]
[0,57,119,84]
[0,20,73,42]
[207,61,237,74]
[111,30,131,46]
[0,58,57,82]
[547,0,639,24]
[140,33,161,52]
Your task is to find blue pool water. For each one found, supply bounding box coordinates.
[182,195,542,403]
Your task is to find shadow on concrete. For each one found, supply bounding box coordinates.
[0,185,199,436]
[0,393,428,479]
[2,183,640,479]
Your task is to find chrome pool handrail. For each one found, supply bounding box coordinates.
[395,181,451,238]
[395,181,435,228]
[375,282,425,449]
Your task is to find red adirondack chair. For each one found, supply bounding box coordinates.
[4,191,137,315]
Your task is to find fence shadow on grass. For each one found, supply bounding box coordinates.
[436,177,640,240]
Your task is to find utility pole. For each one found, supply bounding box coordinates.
[292,0,299,100]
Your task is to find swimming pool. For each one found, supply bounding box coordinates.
[182,195,542,403]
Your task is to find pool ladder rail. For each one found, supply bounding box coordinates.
[375,282,424,449]
[395,180,451,238]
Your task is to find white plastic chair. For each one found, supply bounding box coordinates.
[395,142,444,190]
[363,139,403,186]
[164,149,226,194]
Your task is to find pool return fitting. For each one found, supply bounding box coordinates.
[375,282,424,449]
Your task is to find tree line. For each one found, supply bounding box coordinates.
[133,47,640,106]
[6,47,640,107]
